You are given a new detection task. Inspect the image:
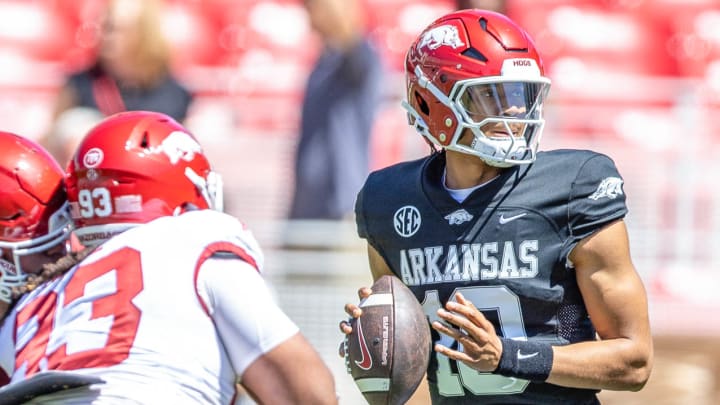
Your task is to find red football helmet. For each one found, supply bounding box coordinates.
[403,10,551,167]
[66,111,223,247]
[0,131,72,303]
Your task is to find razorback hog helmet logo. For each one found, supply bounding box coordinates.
[418,25,465,50]
[158,131,203,164]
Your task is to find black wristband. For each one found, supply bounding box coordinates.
[494,338,554,382]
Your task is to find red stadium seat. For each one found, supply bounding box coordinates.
[512,3,678,78]
[506,0,689,142]
[162,2,226,68]
[364,0,454,71]
[642,0,720,79]
[0,2,75,63]
[0,88,58,141]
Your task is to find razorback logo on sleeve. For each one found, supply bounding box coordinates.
[588,177,624,200]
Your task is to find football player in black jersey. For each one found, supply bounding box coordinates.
[340,9,653,404]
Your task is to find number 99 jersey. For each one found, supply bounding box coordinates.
[355,149,627,404]
[0,209,298,404]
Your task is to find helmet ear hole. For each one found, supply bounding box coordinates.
[414,91,430,115]
[140,131,150,148]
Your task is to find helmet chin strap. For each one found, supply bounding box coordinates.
[466,120,527,164]
[401,100,430,137]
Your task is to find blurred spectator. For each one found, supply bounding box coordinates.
[288,0,383,220]
[43,0,192,166]
[455,0,507,13]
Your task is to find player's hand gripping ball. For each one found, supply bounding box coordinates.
[342,275,431,405]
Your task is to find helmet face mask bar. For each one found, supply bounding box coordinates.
[0,202,73,303]
[449,76,551,166]
[0,202,73,266]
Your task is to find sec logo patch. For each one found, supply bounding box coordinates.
[393,206,421,237]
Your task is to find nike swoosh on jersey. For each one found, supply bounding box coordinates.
[355,318,373,370]
[499,213,527,224]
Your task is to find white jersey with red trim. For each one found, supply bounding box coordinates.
[0,210,299,404]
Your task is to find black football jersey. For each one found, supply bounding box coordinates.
[355,149,627,404]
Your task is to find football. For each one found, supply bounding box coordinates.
[343,275,431,405]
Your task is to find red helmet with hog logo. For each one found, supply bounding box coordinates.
[404,9,551,167]
[66,111,223,247]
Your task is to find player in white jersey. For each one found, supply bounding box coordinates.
[0,111,338,404]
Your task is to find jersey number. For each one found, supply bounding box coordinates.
[421,286,530,396]
[15,248,143,375]
[78,187,113,218]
